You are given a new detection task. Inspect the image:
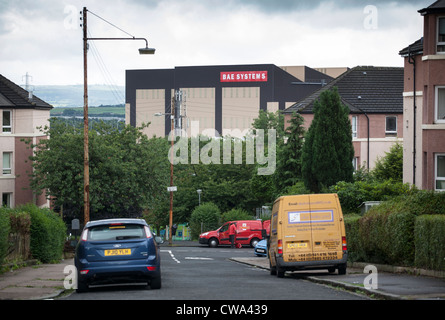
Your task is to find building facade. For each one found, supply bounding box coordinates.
[399,0,445,190]
[0,74,52,208]
[125,64,332,138]
[283,66,404,171]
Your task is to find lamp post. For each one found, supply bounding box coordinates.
[82,7,155,224]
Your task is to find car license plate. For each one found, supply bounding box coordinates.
[256,248,266,253]
[104,249,131,256]
[288,243,307,248]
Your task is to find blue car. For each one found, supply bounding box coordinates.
[254,239,268,257]
[74,218,162,292]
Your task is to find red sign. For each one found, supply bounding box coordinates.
[220,71,268,82]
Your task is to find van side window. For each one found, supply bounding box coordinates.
[220,224,229,232]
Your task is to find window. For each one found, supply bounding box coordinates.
[87,224,146,241]
[435,86,445,123]
[435,154,445,191]
[351,116,358,138]
[2,152,12,175]
[385,116,397,135]
[352,157,359,171]
[438,17,445,53]
[2,193,11,208]
[2,110,11,133]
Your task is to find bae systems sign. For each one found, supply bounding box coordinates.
[220,71,268,82]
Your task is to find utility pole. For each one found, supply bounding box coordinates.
[82,7,90,224]
[169,96,175,245]
[80,7,155,225]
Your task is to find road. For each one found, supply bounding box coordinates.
[62,245,368,301]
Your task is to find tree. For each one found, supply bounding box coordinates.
[251,109,285,142]
[302,87,354,193]
[27,118,170,222]
[373,142,403,182]
[274,112,305,190]
[189,202,221,239]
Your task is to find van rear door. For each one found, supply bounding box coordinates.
[309,194,344,262]
[282,195,313,262]
[282,194,343,263]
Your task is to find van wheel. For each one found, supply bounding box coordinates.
[276,265,285,278]
[275,259,285,278]
[269,259,277,276]
[338,263,347,275]
[250,238,259,248]
[208,238,219,248]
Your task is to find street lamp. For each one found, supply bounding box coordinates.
[82,7,155,224]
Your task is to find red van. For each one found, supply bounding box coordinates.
[199,220,270,248]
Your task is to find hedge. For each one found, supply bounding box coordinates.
[344,191,445,270]
[0,208,11,265]
[414,215,445,270]
[22,204,66,263]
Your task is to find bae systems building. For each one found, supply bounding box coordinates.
[125,64,337,138]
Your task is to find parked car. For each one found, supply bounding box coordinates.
[199,220,270,248]
[254,239,268,257]
[74,218,162,292]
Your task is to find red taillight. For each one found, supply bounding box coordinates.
[342,236,347,251]
[144,226,152,239]
[81,229,88,241]
[278,239,283,255]
[80,270,89,275]
[147,266,156,271]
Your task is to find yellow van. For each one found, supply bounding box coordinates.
[268,193,347,278]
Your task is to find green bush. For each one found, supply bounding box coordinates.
[0,208,11,265]
[344,214,364,262]
[189,202,221,240]
[415,215,445,271]
[24,204,66,263]
[345,191,445,268]
[330,180,417,214]
[221,208,253,223]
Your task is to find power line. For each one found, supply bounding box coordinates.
[87,9,135,38]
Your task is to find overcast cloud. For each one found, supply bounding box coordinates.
[0,0,432,86]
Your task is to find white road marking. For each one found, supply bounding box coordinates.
[161,249,180,263]
[184,257,214,260]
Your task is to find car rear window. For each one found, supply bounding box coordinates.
[87,224,146,241]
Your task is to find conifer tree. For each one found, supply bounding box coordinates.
[274,112,305,190]
[302,87,354,193]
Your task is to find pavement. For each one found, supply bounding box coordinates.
[0,240,444,300]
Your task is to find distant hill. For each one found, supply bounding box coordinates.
[33,84,125,108]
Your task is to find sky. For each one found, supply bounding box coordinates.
[0,0,433,87]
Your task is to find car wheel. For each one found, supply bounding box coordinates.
[76,280,89,293]
[149,275,162,289]
[208,238,219,248]
[250,238,260,248]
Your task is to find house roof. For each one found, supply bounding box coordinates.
[0,74,53,110]
[419,0,445,15]
[283,66,404,115]
[399,37,424,57]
